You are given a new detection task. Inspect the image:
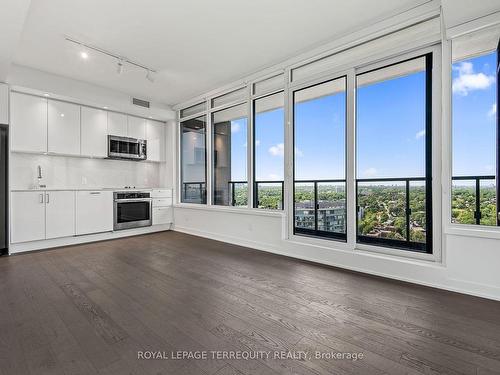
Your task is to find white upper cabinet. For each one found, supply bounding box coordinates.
[10,92,48,152]
[45,190,75,239]
[0,83,8,124]
[146,120,165,162]
[48,100,81,155]
[81,107,108,157]
[107,112,127,137]
[127,116,146,139]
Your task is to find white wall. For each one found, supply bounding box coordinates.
[10,153,162,190]
[7,64,175,122]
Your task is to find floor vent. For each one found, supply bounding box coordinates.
[132,97,150,108]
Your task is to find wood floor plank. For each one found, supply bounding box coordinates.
[1,231,500,375]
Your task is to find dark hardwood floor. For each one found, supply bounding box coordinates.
[1,231,500,375]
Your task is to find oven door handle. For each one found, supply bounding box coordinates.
[114,198,152,203]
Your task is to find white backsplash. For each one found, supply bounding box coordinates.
[11,153,162,190]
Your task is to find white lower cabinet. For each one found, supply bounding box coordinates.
[153,207,173,225]
[45,191,76,239]
[151,189,173,225]
[76,191,113,235]
[11,190,75,242]
[11,192,46,243]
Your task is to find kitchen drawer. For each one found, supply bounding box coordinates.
[153,207,173,225]
[153,197,172,207]
[151,189,172,198]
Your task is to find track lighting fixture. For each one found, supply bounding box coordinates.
[65,36,156,82]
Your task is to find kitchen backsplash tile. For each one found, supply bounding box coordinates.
[10,153,161,189]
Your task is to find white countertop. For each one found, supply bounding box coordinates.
[11,187,171,192]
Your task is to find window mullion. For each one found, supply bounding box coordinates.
[346,69,356,247]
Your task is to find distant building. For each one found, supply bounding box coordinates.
[295,200,346,233]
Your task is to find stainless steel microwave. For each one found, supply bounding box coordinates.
[108,135,147,160]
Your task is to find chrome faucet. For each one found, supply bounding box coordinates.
[37,165,46,189]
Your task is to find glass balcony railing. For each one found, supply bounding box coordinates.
[228,181,248,207]
[254,181,284,210]
[181,182,206,204]
[294,179,347,240]
[452,175,497,226]
[356,177,428,251]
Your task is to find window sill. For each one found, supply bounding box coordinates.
[444,224,500,240]
[174,203,285,218]
[288,233,440,263]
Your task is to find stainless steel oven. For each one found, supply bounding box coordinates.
[113,191,152,230]
[108,135,147,160]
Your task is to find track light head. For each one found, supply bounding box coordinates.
[117,59,124,74]
[146,70,155,83]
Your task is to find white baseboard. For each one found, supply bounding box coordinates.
[9,224,172,254]
[173,225,500,302]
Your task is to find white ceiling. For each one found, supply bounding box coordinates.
[7,0,438,106]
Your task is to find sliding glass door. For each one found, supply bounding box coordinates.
[356,54,432,252]
[293,77,347,240]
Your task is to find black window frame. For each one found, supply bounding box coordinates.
[355,53,433,254]
[180,115,208,204]
[292,75,348,242]
[496,38,500,225]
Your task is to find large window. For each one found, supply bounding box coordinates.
[180,116,207,204]
[452,29,499,226]
[212,104,248,206]
[293,77,347,240]
[254,92,284,209]
[356,55,432,252]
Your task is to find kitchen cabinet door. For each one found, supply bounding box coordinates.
[10,92,48,153]
[10,191,46,243]
[146,120,165,162]
[127,116,146,139]
[81,107,108,157]
[107,112,127,137]
[48,100,81,155]
[153,207,173,225]
[45,191,75,239]
[76,191,113,235]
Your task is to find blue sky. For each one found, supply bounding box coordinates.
[452,52,497,177]
[227,51,497,182]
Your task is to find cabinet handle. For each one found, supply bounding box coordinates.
[90,192,101,195]
[39,193,44,204]
[46,193,50,204]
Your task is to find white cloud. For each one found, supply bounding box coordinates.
[231,122,241,133]
[484,165,494,173]
[269,143,284,157]
[452,62,495,96]
[488,103,497,118]
[363,167,378,177]
[268,173,281,180]
[415,129,425,139]
[268,143,303,157]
